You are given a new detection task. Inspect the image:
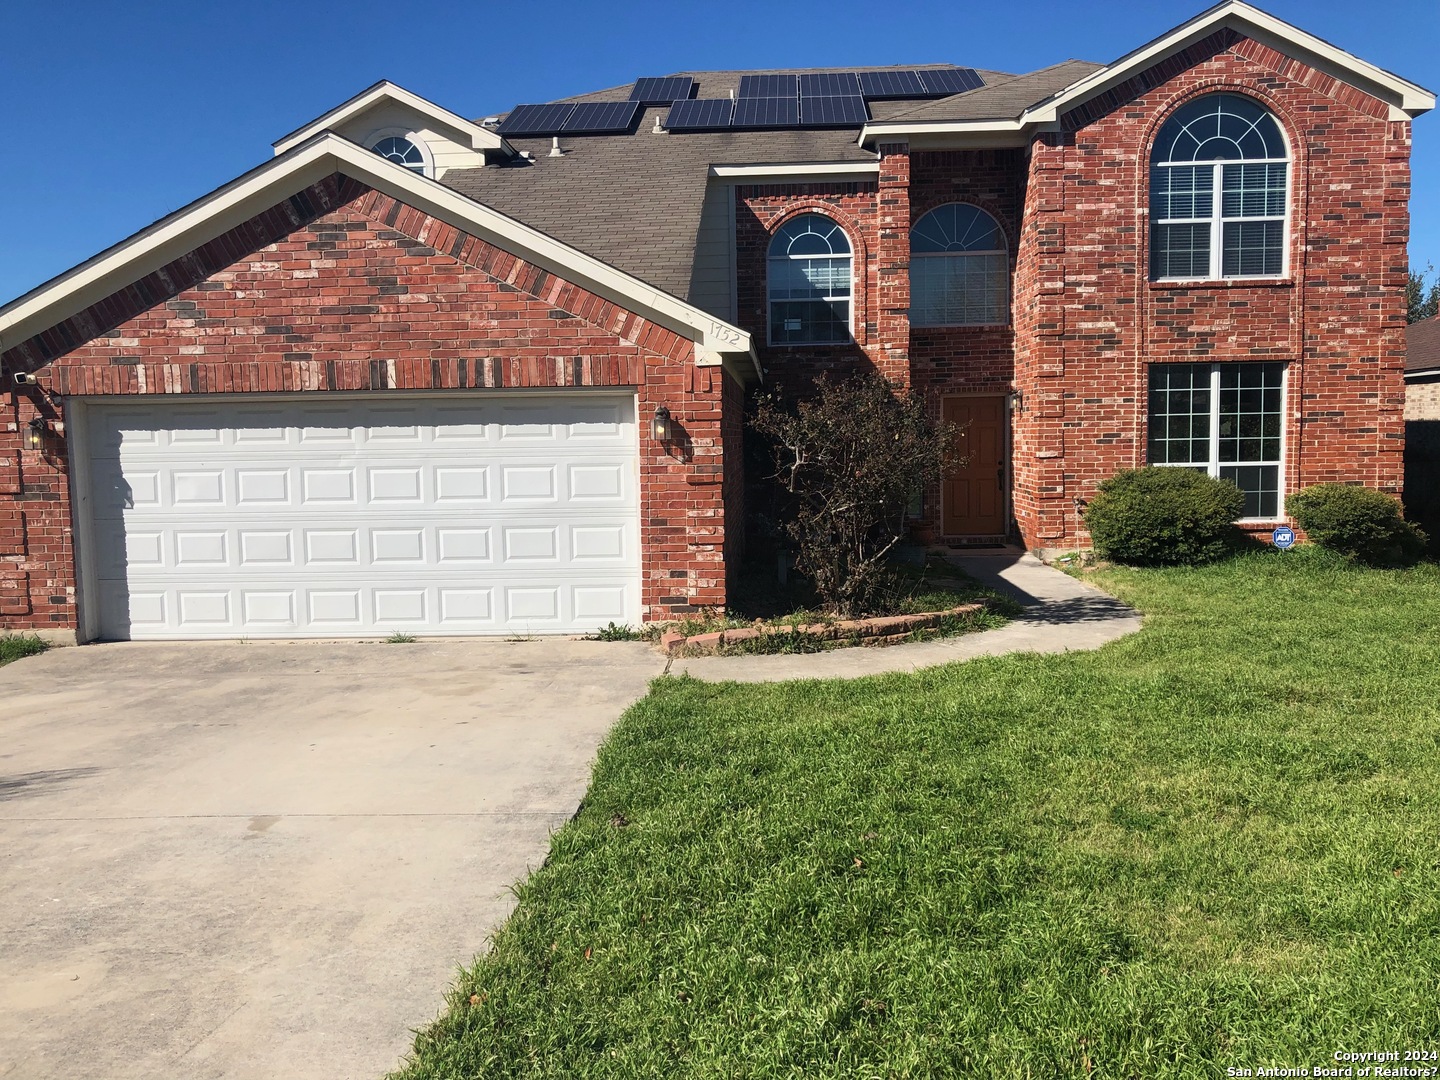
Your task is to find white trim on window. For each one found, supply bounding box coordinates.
[364,128,435,178]
[1150,95,1293,283]
[1149,361,1288,523]
[766,214,854,347]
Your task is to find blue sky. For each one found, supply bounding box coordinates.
[2,0,1437,305]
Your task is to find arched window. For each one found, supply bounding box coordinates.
[371,135,430,176]
[1150,94,1288,280]
[767,214,852,345]
[909,204,1008,326]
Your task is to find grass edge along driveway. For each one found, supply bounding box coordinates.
[393,549,1440,1079]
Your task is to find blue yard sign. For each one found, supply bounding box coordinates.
[1272,526,1296,550]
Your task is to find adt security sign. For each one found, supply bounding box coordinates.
[1272,526,1296,550]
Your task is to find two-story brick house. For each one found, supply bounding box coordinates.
[0,1,1431,641]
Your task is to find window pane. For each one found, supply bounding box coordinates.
[1148,363,1211,465]
[770,300,850,344]
[1222,163,1286,218]
[1151,165,1213,220]
[910,253,1008,326]
[1222,220,1283,276]
[910,204,1005,254]
[1220,465,1279,518]
[1152,222,1211,279]
[1217,362,1284,465]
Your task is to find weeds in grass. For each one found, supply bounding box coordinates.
[383,632,417,644]
[0,633,48,666]
[587,622,654,642]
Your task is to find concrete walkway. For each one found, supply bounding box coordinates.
[671,553,1143,683]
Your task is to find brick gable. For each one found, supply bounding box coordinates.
[1,177,741,634]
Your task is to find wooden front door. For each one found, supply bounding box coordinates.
[942,395,1008,537]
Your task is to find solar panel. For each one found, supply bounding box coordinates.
[857,70,929,99]
[731,95,800,128]
[917,67,985,95]
[630,76,697,105]
[799,72,861,98]
[800,95,869,127]
[738,74,799,98]
[497,103,577,137]
[562,100,642,133]
[664,97,735,131]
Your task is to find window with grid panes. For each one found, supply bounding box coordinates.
[1148,362,1286,518]
[1150,94,1288,280]
[909,204,1009,326]
[767,214,852,345]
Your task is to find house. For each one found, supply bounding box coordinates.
[0,1,1432,642]
[1404,315,1440,544]
[1407,315,1440,420]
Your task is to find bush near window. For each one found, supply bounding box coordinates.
[1286,484,1428,566]
[750,374,957,617]
[1083,467,1244,566]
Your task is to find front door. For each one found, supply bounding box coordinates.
[942,395,1008,537]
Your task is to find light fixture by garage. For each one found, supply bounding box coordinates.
[651,405,673,445]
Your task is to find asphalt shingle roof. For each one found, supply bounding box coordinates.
[1407,315,1440,375]
[441,62,1096,303]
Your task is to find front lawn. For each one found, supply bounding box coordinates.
[396,550,1440,1078]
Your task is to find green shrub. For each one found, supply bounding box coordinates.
[1083,467,1244,566]
[1286,484,1427,565]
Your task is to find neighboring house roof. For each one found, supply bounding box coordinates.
[1408,316,1440,377]
[0,134,755,371]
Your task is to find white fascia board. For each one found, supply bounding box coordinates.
[1023,1,1434,123]
[273,81,512,154]
[709,162,879,178]
[0,134,751,360]
[860,118,1026,143]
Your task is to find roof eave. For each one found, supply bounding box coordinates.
[0,133,752,364]
[272,81,515,155]
[861,0,1434,147]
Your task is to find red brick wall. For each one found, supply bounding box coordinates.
[0,175,730,633]
[734,182,883,387]
[1012,29,1411,550]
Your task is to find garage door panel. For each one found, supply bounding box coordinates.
[84,394,639,639]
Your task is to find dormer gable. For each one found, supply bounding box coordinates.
[272,81,514,177]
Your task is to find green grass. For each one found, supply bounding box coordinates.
[0,633,48,666]
[394,549,1440,1079]
[384,631,419,643]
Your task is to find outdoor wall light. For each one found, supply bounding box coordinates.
[26,418,45,450]
[651,404,673,445]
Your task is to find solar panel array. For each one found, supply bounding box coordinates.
[664,98,735,131]
[562,101,642,133]
[630,77,696,106]
[497,103,578,137]
[500,67,984,137]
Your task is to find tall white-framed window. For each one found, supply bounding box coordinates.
[1150,94,1289,281]
[368,132,433,177]
[909,203,1009,326]
[1148,361,1286,519]
[767,213,852,345]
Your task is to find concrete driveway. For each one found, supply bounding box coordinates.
[0,638,663,1080]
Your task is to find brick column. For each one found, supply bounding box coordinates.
[875,141,912,388]
[1011,132,1072,550]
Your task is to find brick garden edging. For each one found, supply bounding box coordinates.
[659,602,988,656]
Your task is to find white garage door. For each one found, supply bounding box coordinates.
[79,394,640,640]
